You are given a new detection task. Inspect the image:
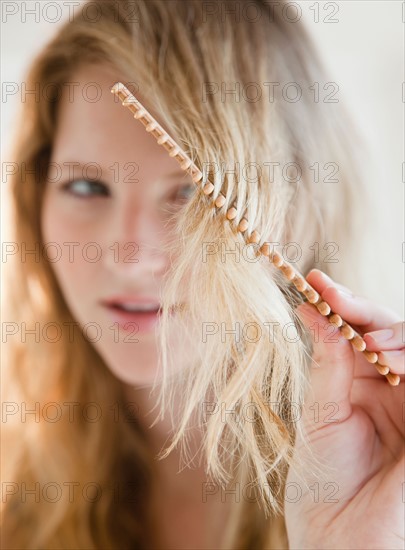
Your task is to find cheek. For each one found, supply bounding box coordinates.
[40,191,100,303]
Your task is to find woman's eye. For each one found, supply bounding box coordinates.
[61,179,110,198]
[174,183,195,202]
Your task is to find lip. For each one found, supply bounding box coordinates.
[101,295,161,307]
[100,295,161,333]
[104,308,161,333]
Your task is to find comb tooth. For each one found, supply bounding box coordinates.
[352,335,366,351]
[292,275,307,292]
[122,96,135,107]
[247,230,261,244]
[111,82,124,94]
[259,243,271,256]
[374,362,390,375]
[169,146,180,158]
[237,218,248,232]
[201,182,213,193]
[385,372,400,386]
[316,301,331,316]
[340,323,355,340]
[134,109,147,119]
[226,207,237,220]
[272,251,284,267]
[157,134,169,145]
[329,313,343,327]
[215,194,226,208]
[303,288,319,304]
[180,158,192,170]
[363,350,378,364]
[279,263,295,280]
[192,172,203,184]
[146,121,158,132]
[111,83,128,101]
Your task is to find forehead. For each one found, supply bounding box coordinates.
[51,64,180,178]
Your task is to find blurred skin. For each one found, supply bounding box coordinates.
[41,65,228,549]
[42,64,193,388]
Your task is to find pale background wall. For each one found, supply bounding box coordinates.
[297,0,404,316]
[1,0,403,315]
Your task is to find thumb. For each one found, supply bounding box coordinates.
[296,302,355,425]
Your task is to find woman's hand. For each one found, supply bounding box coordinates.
[285,269,404,549]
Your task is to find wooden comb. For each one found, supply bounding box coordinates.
[111,82,400,387]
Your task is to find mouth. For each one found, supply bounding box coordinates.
[108,302,161,314]
[101,296,161,334]
[100,298,184,333]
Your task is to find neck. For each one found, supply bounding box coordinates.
[122,381,234,550]
[123,380,205,467]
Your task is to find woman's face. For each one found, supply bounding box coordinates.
[41,65,193,386]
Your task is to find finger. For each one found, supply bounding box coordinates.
[363,322,405,351]
[295,302,354,425]
[306,268,353,295]
[306,270,401,333]
[378,349,405,374]
[307,269,398,378]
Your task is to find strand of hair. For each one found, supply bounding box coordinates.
[111,82,400,386]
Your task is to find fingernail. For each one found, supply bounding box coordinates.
[367,328,394,343]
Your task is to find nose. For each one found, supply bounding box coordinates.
[102,197,168,279]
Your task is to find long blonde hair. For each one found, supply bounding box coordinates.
[2,1,368,547]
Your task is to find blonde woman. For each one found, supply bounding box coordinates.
[2,1,403,548]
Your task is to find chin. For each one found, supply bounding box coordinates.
[96,342,163,386]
